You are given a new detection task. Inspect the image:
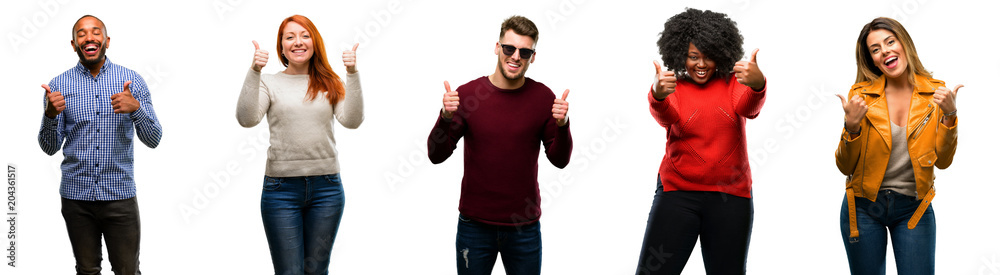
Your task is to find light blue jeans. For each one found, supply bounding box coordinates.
[261,174,346,275]
[841,190,935,275]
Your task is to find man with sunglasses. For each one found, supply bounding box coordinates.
[427,15,573,275]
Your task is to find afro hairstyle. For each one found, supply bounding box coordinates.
[657,8,744,81]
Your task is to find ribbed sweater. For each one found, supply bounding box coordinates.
[648,75,766,198]
[237,68,363,177]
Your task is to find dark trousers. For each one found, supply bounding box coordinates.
[61,197,141,275]
[635,178,753,275]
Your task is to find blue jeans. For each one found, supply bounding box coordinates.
[841,190,935,275]
[261,174,346,275]
[456,214,541,275]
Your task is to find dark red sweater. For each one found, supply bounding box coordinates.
[648,75,766,198]
[428,76,573,226]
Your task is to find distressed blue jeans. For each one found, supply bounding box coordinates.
[455,214,542,275]
[261,174,346,275]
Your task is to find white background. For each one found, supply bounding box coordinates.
[2,0,998,274]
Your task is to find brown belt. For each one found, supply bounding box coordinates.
[846,185,935,243]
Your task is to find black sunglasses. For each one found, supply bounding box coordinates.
[500,44,535,59]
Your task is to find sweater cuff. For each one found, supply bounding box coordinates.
[648,87,669,109]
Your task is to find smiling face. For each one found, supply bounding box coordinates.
[280,22,314,67]
[866,29,908,79]
[71,16,108,66]
[685,43,716,84]
[495,29,535,81]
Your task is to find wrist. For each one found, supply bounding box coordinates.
[845,121,861,135]
[441,108,453,119]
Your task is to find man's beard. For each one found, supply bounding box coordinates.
[498,61,527,81]
[76,43,107,66]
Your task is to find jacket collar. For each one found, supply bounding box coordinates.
[859,73,939,149]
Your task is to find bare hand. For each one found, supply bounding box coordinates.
[652,61,676,100]
[837,94,868,133]
[43,84,65,119]
[933,84,961,114]
[343,43,359,73]
[733,49,765,90]
[552,89,570,126]
[111,81,140,114]
[251,40,269,72]
[442,81,459,119]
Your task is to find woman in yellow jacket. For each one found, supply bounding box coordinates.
[835,17,960,275]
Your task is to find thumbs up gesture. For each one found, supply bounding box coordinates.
[837,94,868,133]
[251,40,269,72]
[111,81,140,114]
[552,89,570,126]
[343,43,359,74]
[733,48,765,90]
[441,81,460,119]
[652,61,676,100]
[933,84,961,114]
[43,84,65,119]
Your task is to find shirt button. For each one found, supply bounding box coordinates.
[95,163,99,167]
[96,129,100,133]
[96,112,100,115]
[95,95,98,98]
[96,146,99,150]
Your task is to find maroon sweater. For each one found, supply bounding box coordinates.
[428,76,572,226]
[648,75,766,198]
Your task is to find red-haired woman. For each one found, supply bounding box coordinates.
[237,15,363,274]
[836,17,960,275]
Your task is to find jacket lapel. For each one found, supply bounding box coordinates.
[862,76,892,149]
[906,75,940,139]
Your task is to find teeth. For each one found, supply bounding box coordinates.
[885,57,897,65]
[696,71,706,76]
[508,62,520,68]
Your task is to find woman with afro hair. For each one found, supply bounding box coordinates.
[636,8,766,275]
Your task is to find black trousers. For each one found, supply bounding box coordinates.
[635,177,753,275]
[61,197,141,275]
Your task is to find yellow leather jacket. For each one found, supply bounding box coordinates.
[835,74,958,241]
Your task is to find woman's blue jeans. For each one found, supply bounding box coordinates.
[841,190,935,275]
[261,174,346,275]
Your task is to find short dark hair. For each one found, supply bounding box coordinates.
[657,8,743,80]
[499,15,538,44]
[71,15,107,41]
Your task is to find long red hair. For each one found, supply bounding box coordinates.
[277,15,345,105]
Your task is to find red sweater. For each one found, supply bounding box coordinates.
[648,75,766,198]
[428,77,572,226]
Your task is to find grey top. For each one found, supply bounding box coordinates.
[237,67,364,177]
[879,121,917,197]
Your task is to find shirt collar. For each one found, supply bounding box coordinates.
[75,56,112,77]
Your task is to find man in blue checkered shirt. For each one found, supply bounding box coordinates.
[37,15,162,275]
